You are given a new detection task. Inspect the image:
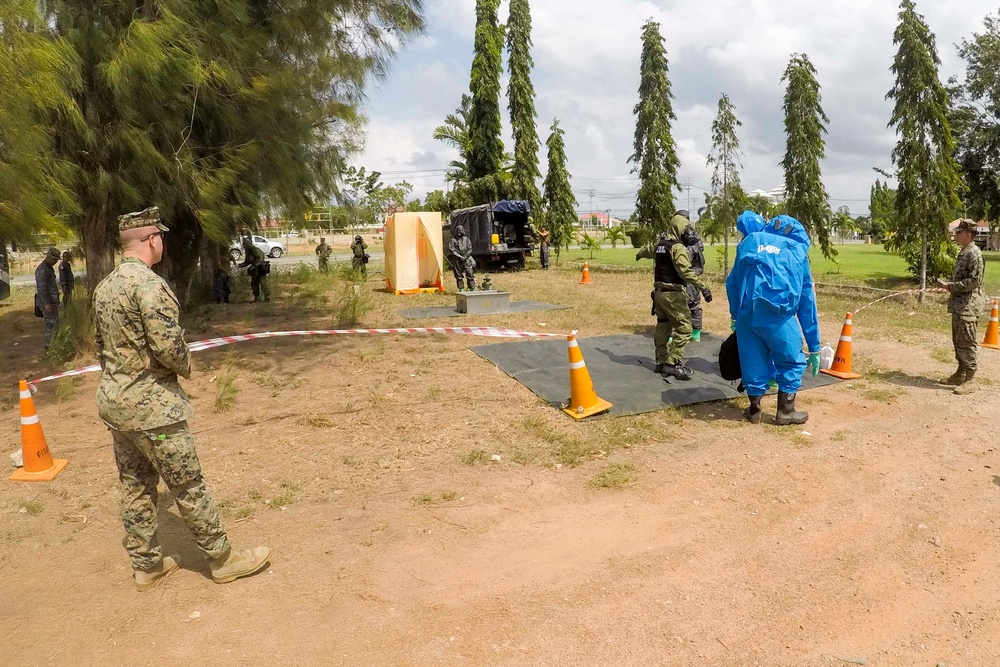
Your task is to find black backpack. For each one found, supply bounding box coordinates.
[718,332,741,381]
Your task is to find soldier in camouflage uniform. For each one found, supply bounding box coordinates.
[93,207,270,591]
[315,237,332,272]
[238,236,270,302]
[940,218,985,395]
[34,247,61,351]
[636,211,713,380]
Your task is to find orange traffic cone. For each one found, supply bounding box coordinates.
[981,300,1000,350]
[580,261,591,284]
[10,380,68,482]
[820,313,862,380]
[563,333,612,419]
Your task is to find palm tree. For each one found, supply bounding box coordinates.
[433,95,472,184]
[605,225,626,248]
[579,232,601,259]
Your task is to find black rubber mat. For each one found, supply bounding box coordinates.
[400,300,567,319]
[470,331,841,416]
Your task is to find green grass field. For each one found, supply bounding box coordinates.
[558,242,1000,297]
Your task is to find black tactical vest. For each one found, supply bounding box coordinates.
[654,239,683,285]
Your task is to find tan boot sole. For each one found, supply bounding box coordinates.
[212,553,270,584]
[135,556,181,592]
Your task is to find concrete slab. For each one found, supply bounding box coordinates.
[470,331,842,417]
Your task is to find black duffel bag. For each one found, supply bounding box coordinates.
[718,332,742,382]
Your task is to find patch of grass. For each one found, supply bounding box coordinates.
[788,434,814,448]
[20,499,43,516]
[269,480,301,509]
[589,462,638,489]
[462,449,489,465]
[54,376,82,408]
[830,430,848,442]
[297,414,334,428]
[509,447,539,466]
[440,490,458,501]
[44,296,94,364]
[862,387,904,402]
[413,493,435,506]
[213,365,239,413]
[930,347,954,365]
[333,280,370,326]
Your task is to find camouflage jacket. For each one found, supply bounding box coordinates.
[315,242,332,259]
[948,242,985,320]
[35,261,59,307]
[93,258,193,430]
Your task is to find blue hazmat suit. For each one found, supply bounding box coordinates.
[725,213,821,396]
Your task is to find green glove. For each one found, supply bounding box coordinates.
[807,352,820,377]
[730,320,737,332]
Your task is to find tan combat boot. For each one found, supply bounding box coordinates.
[953,371,978,395]
[134,554,181,592]
[939,367,965,386]
[210,546,271,584]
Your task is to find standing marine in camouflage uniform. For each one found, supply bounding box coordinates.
[637,212,713,380]
[93,207,269,591]
[351,235,369,276]
[34,247,61,351]
[680,218,706,341]
[940,218,985,394]
[315,237,332,272]
[447,225,476,291]
[58,251,75,304]
[238,236,270,302]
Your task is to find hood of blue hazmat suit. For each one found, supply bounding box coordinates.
[736,210,766,239]
[762,214,811,248]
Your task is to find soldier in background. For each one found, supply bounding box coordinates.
[34,247,61,351]
[213,265,231,304]
[315,237,332,272]
[641,211,712,381]
[538,225,551,270]
[59,251,75,304]
[238,236,270,302]
[939,218,985,394]
[351,234,369,277]
[447,225,476,291]
[680,219,706,341]
[93,206,269,590]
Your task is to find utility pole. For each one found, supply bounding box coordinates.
[685,181,691,217]
[587,190,595,230]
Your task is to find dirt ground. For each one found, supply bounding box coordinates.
[2,264,999,666]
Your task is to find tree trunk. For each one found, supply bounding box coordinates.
[723,224,730,279]
[82,204,117,298]
[199,238,229,290]
[154,207,202,309]
[919,227,927,304]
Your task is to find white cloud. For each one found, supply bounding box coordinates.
[353,0,1000,215]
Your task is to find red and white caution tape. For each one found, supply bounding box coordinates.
[27,326,568,388]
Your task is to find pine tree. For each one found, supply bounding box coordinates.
[40,0,423,299]
[506,0,541,210]
[706,93,744,277]
[781,53,835,259]
[886,0,963,293]
[542,119,577,264]
[0,1,80,250]
[467,0,505,182]
[629,19,680,246]
[952,12,1000,227]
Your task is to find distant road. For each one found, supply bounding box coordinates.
[9,251,387,286]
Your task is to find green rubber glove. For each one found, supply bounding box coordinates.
[807,352,820,377]
[730,320,737,332]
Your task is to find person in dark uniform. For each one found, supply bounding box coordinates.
[680,218,706,341]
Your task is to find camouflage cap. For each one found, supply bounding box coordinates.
[45,247,61,260]
[118,206,169,233]
[954,219,977,235]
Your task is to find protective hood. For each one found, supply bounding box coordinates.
[666,214,688,240]
[763,215,811,248]
[736,210,766,238]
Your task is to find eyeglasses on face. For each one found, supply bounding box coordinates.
[140,231,166,242]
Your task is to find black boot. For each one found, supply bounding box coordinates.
[743,395,763,424]
[660,362,693,381]
[775,391,808,425]
[654,363,665,374]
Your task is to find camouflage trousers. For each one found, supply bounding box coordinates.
[952,314,979,374]
[653,288,692,365]
[250,272,270,302]
[317,256,329,272]
[42,309,58,349]
[111,421,229,571]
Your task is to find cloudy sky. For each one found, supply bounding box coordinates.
[354,0,998,218]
